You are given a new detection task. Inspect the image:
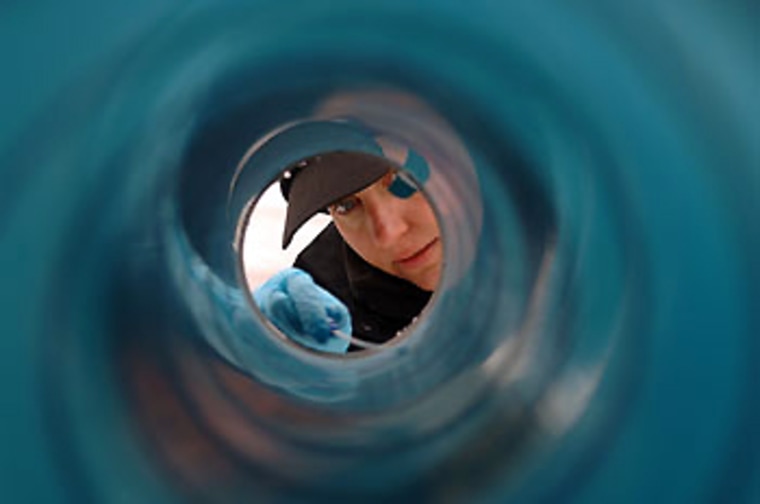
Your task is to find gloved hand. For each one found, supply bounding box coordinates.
[253,267,352,354]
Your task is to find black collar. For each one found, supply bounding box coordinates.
[294,223,431,342]
[343,241,431,324]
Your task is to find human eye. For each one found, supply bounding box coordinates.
[331,196,360,216]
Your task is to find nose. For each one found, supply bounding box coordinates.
[366,198,409,247]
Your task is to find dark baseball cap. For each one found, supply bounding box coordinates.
[280,151,391,248]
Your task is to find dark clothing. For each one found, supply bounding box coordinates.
[293,223,431,344]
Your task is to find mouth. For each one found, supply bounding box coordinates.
[395,238,440,268]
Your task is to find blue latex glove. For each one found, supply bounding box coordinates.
[253,268,352,354]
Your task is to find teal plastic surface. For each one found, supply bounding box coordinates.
[1,1,757,502]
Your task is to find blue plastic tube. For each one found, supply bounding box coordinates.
[0,1,757,502]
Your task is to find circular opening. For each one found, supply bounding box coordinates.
[239,149,444,356]
[224,89,484,363]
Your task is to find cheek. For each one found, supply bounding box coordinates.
[334,223,386,264]
[334,222,360,250]
[411,197,440,233]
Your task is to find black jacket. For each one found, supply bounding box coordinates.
[294,223,431,344]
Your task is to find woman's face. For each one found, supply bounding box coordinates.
[329,172,442,291]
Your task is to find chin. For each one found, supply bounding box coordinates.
[412,268,440,292]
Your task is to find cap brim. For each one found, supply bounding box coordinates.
[282,151,390,248]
